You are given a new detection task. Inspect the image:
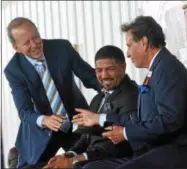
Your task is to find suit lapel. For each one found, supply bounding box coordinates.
[19,54,42,88]
[107,75,131,103]
[150,47,166,71]
[43,41,60,84]
[90,94,103,112]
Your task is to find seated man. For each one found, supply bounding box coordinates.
[46,45,138,168]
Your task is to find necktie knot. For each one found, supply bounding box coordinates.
[35,60,46,77]
[104,91,110,100]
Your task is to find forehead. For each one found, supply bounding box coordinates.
[126,31,134,43]
[12,23,38,41]
[95,58,118,68]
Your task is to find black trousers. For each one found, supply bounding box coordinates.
[81,144,187,169]
[22,130,80,169]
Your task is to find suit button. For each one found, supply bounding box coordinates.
[48,131,52,136]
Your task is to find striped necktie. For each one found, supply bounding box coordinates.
[35,60,71,133]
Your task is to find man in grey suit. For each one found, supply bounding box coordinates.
[45,45,138,169]
[72,16,187,169]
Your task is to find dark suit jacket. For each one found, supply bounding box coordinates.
[126,47,187,153]
[70,75,138,160]
[4,39,101,164]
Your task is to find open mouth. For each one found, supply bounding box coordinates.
[102,80,112,86]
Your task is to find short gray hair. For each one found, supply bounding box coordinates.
[7,17,38,44]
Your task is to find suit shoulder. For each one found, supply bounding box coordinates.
[42,39,72,47]
[4,53,20,73]
[158,49,187,78]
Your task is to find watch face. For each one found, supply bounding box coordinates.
[72,156,79,164]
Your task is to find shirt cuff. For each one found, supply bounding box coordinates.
[99,114,106,127]
[123,127,128,140]
[67,151,78,157]
[83,152,88,160]
[36,115,45,128]
[72,124,78,132]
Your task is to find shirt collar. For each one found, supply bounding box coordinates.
[101,88,113,94]
[149,49,161,70]
[25,55,46,66]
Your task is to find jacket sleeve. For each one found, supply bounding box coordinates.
[4,68,42,126]
[68,134,89,154]
[64,40,101,92]
[105,93,138,126]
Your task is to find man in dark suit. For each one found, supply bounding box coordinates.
[76,16,187,169]
[4,17,101,168]
[45,45,138,169]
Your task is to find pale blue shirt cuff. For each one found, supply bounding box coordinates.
[99,114,106,127]
[36,115,45,128]
[123,127,128,140]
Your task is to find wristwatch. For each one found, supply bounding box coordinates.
[64,152,74,158]
[72,155,79,165]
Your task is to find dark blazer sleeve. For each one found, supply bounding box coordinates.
[105,92,138,126]
[64,40,101,92]
[4,68,42,126]
[68,134,89,154]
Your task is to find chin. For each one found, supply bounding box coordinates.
[134,63,142,68]
[31,52,43,59]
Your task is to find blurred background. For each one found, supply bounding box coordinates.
[1,1,187,168]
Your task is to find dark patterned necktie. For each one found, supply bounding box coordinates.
[97,91,111,113]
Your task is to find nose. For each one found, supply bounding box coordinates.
[30,39,37,48]
[126,48,131,58]
[101,70,109,79]
[127,48,131,58]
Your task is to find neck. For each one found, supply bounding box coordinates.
[145,47,161,68]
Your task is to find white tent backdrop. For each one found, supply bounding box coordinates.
[1,1,187,167]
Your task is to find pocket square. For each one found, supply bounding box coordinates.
[138,85,149,94]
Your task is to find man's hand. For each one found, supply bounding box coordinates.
[45,155,72,169]
[72,108,100,127]
[102,126,125,144]
[42,115,67,132]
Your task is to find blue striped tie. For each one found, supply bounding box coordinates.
[35,60,71,133]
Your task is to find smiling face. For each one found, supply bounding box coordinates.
[12,22,43,60]
[95,58,126,90]
[126,30,149,68]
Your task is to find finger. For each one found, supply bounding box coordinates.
[51,115,63,123]
[57,115,68,120]
[42,165,48,169]
[112,125,118,129]
[71,118,84,125]
[50,119,62,128]
[49,125,59,132]
[72,113,82,120]
[48,157,57,164]
[48,123,61,131]
[75,108,85,113]
[102,131,111,138]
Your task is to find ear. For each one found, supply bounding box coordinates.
[141,36,149,50]
[12,44,21,53]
